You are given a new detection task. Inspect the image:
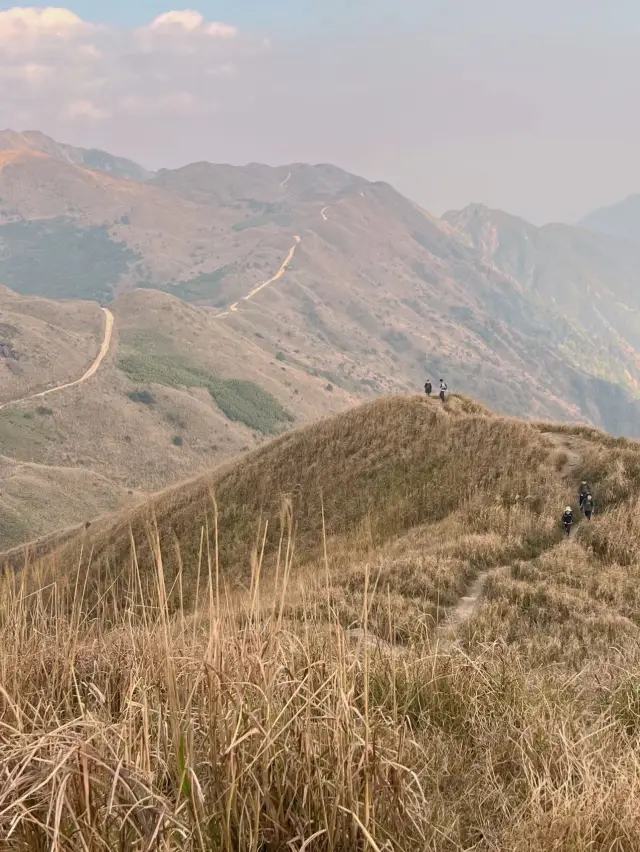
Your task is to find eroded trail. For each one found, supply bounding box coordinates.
[215,237,301,318]
[435,566,510,651]
[0,307,114,411]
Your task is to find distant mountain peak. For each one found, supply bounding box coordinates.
[578,194,640,242]
[0,129,153,183]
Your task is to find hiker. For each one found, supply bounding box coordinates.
[583,493,594,521]
[579,481,589,511]
[439,379,448,403]
[424,380,432,397]
[562,505,573,537]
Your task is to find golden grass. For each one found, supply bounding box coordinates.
[2,395,640,849]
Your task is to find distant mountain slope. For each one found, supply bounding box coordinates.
[444,203,640,428]
[578,194,640,242]
[0,129,153,182]
[0,284,355,550]
[1,130,640,441]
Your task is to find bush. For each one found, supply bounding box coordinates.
[276,351,286,362]
[326,383,334,392]
[36,407,53,416]
[172,435,184,447]
[127,390,155,405]
[208,379,294,435]
[119,346,293,435]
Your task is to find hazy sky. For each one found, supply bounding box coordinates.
[0,1,639,224]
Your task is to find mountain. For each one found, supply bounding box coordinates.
[2,394,640,850]
[444,203,640,433]
[4,130,640,553]
[579,193,640,243]
[0,129,153,182]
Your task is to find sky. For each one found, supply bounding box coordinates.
[0,1,640,224]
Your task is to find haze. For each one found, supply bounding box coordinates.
[0,0,639,224]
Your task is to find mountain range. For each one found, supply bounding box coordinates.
[1,128,640,549]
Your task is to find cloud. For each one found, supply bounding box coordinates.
[0,7,264,126]
[149,10,237,38]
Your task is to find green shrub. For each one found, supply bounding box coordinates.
[36,407,53,416]
[276,351,286,362]
[118,347,293,435]
[172,435,184,447]
[128,390,156,405]
[0,219,138,303]
[208,378,294,434]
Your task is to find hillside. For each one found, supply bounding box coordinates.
[3,395,640,849]
[444,203,640,435]
[3,127,640,554]
[0,285,355,550]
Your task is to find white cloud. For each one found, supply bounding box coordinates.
[148,10,236,37]
[64,100,111,120]
[149,10,206,31]
[0,6,87,54]
[0,7,263,127]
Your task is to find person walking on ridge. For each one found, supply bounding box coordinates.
[583,493,594,521]
[424,380,432,397]
[579,481,589,512]
[439,379,448,403]
[562,505,573,537]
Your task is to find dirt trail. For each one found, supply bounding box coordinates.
[0,307,114,411]
[542,431,584,476]
[214,237,301,319]
[436,432,588,648]
[435,566,510,651]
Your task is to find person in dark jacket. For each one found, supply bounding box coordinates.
[424,380,432,397]
[583,493,594,520]
[562,506,573,536]
[579,481,589,511]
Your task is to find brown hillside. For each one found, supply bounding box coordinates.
[10,394,566,608]
[0,285,105,403]
[3,395,640,848]
[0,285,356,550]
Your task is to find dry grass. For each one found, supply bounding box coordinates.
[2,395,640,849]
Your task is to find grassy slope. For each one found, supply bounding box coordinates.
[0,285,105,404]
[0,286,357,551]
[6,395,640,848]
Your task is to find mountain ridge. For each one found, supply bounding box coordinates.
[2,130,640,553]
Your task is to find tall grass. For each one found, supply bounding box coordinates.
[3,396,640,849]
[3,499,640,850]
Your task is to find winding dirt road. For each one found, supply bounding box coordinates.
[0,307,114,411]
[215,236,301,318]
